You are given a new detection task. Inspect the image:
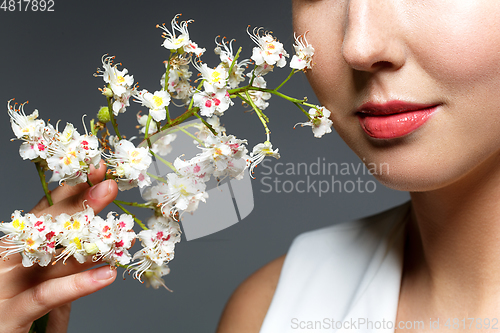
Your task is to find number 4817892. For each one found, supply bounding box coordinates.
[0,0,54,11]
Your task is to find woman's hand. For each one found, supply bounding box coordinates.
[0,161,119,333]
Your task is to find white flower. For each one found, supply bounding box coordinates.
[46,123,101,186]
[96,55,135,99]
[296,107,333,138]
[159,173,208,214]
[249,141,280,177]
[87,212,136,266]
[193,89,233,117]
[133,89,170,122]
[129,219,181,283]
[7,100,45,140]
[0,211,56,267]
[142,263,171,290]
[137,113,159,136]
[195,134,249,179]
[246,75,272,110]
[161,57,193,102]
[54,207,95,264]
[290,32,315,70]
[157,14,205,56]
[106,139,152,190]
[195,63,229,94]
[194,115,226,141]
[214,37,252,89]
[112,89,133,115]
[248,27,289,69]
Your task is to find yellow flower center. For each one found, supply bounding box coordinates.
[13,219,25,230]
[153,96,164,108]
[26,238,35,247]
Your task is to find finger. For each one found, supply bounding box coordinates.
[13,265,117,324]
[30,161,108,216]
[0,256,100,298]
[45,303,71,333]
[36,179,118,218]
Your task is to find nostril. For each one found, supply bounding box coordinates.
[371,61,394,70]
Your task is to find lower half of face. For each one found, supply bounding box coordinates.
[293,0,500,192]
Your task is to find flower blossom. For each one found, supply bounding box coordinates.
[290,32,315,70]
[248,27,289,72]
[193,89,233,117]
[249,141,280,177]
[86,212,136,266]
[137,112,159,136]
[133,89,171,122]
[214,37,252,89]
[0,211,56,267]
[95,55,135,115]
[194,116,226,141]
[161,56,193,103]
[296,106,333,138]
[157,14,205,56]
[246,75,271,111]
[129,217,181,283]
[106,139,152,190]
[46,123,101,186]
[195,134,249,180]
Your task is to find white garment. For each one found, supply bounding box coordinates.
[260,203,410,333]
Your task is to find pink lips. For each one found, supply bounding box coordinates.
[356,101,439,139]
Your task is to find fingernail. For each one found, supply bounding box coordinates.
[89,181,111,199]
[93,266,113,281]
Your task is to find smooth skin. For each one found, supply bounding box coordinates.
[0,161,118,333]
[219,0,500,332]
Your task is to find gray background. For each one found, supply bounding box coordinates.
[0,1,409,332]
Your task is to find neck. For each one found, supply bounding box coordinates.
[407,152,500,311]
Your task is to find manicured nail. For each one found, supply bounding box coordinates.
[93,266,113,281]
[89,181,111,199]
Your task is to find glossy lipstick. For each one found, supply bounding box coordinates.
[356,101,439,139]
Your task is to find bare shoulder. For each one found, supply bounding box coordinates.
[216,254,286,333]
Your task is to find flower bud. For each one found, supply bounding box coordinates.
[97,106,111,123]
[84,242,99,255]
[101,87,114,98]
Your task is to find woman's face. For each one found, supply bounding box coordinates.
[292,0,500,191]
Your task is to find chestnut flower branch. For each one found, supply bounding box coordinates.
[2,14,333,300]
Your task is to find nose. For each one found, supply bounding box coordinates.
[342,1,406,72]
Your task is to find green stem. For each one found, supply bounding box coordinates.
[147,172,169,184]
[164,54,172,123]
[227,47,242,85]
[113,201,148,230]
[29,313,49,333]
[36,162,53,206]
[193,112,217,136]
[188,80,205,111]
[244,90,271,139]
[113,200,154,209]
[144,114,154,149]
[275,69,297,91]
[294,102,313,119]
[249,65,257,87]
[178,125,204,145]
[159,106,200,132]
[149,150,177,173]
[107,96,122,140]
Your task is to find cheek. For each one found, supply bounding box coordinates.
[293,0,354,113]
[411,2,500,86]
